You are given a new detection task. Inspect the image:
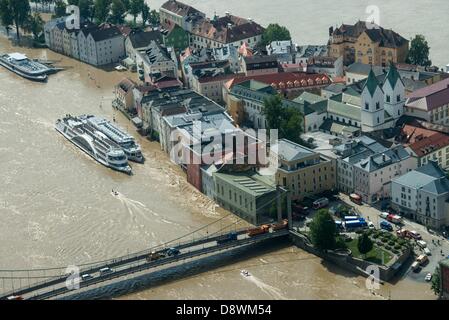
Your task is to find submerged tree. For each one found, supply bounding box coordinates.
[0,0,14,36]
[9,0,31,41]
[109,0,126,24]
[24,12,45,41]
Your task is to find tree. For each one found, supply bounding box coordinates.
[141,2,149,27]
[23,12,44,40]
[109,0,125,24]
[282,107,303,144]
[309,209,337,251]
[148,9,159,26]
[67,0,79,5]
[0,0,13,36]
[262,95,304,143]
[407,34,432,67]
[431,266,441,296]
[261,23,291,46]
[9,0,31,41]
[129,0,143,24]
[263,95,284,132]
[94,0,111,24]
[54,0,66,17]
[78,0,95,20]
[357,233,373,258]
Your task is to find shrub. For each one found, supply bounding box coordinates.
[388,240,395,246]
[385,245,391,250]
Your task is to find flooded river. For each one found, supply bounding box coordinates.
[0,36,435,299]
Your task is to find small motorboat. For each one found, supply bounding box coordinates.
[112,189,119,196]
[240,270,250,277]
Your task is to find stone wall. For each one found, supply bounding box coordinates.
[289,231,411,282]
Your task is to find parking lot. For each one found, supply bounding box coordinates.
[292,192,449,284]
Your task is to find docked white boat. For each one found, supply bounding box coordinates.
[0,52,50,81]
[84,115,144,163]
[55,115,132,174]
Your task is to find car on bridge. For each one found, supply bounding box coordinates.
[166,247,180,256]
[81,273,93,281]
[99,267,113,276]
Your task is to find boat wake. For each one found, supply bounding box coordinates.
[111,191,185,229]
[242,273,286,300]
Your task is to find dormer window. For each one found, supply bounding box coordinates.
[397,94,401,102]
[365,103,369,110]
[386,95,390,103]
[376,102,380,110]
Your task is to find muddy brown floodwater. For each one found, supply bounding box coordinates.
[0,37,435,300]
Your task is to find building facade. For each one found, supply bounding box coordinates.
[273,139,336,201]
[391,162,449,229]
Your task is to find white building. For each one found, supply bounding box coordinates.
[391,161,449,229]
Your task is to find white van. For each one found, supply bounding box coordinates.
[417,240,427,249]
[379,212,389,219]
[424,248,431,256]
[411,261,420,271]
[100,267,113,275]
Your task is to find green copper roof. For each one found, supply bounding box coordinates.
[386,62,401,89]
[364,69,380,97]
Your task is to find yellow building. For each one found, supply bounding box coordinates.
[272,139,336,201]
[329,21,409,67]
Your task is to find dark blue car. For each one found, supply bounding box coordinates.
[380,221,393,231]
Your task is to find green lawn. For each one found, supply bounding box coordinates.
[345,238,393,265]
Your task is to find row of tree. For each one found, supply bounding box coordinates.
[0,0,45,41]
[0,0,161,42]
[53,0,159,27]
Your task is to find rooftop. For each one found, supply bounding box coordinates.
[214,171,276,197]
[273,138,315,162]
[191,14,264,44]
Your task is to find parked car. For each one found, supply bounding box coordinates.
[386,214,402,224]
[368,222,375,229]
[425,273,432,282]
[411,261,420,272]
[380,221,393,231]
[379,212,389,219]
[417,254,429,266]
[408,230,422,240]
[424,248,432,256]
[349,193,362,205]
[416,240,427,249]
[312,198,329,209]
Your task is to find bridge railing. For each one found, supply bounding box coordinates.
[0,221,249,298]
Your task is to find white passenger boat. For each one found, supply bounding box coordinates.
[55,115,132,174]
[0,52,50,81]
[84,115,144,163]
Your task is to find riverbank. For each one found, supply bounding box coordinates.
[0,34,436,300]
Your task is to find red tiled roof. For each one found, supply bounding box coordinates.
[227,72,331,90]
[410,134,449,157]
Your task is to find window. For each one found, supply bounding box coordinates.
[397,94,401,102]
[376,102,380,110]
[365,103,369,110]
[386,95,390,103]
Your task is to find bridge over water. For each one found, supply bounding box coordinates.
[0,212,291,300]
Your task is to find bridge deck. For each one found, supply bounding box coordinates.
[1,229,289,300]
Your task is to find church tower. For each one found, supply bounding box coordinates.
[383,63,405,120]
[361,69,385,132]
